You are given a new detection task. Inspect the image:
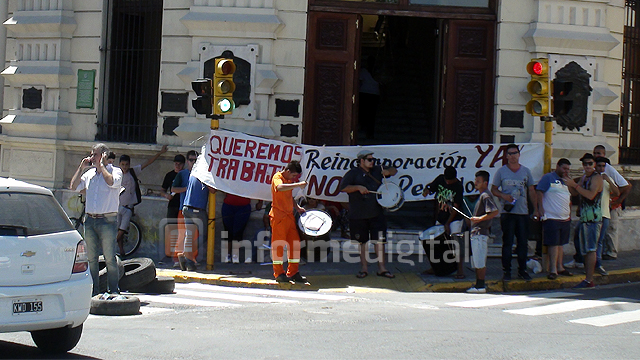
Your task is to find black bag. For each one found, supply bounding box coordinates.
[129,168,142,206]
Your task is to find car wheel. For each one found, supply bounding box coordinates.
[90,294,140,316]
[118,257,156,291]
[98,255,125,293]
[30,324,83,354]
[128,276,175,294]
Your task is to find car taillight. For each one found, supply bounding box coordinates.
[72,240,89,273]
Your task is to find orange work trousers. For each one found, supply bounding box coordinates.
[270,214,301,278]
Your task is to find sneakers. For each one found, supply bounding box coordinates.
[563,260,585,269]
[225,254,232,263]
[185,260,197,272]
[232,254,239,264]
[98,292,111,300]
[596,266,608,276]
[177,254,187,271]
[288,272,309,284]
[518,271,532,282]
[602,254,617,260]
[502,272,512,282]
[275,274,289,283]
[173,261,182,269]
[244,257,252,264]
[466,287,487,294]
[112,294,127,301]
[573,279,595,289]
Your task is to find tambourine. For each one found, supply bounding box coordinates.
[375,181,404,212]
[297,210,333,238]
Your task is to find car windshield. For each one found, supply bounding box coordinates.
[0,192,74,236]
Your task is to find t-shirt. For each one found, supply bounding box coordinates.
[471,190,498,236]
[183,174,209,210]
[492,165,535,215]
[270,171,294,219]
[161,170,180,209]
[120,164,142,207]
[536,171,571,220]
[224,194,251,207]
[172,169,191,209]
[602,179,611,219]
[579,172,602,223]
[339,166,384,220]
[427,174,464,225]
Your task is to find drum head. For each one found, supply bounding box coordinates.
[418,225,445,240]
[297,210,333,237]
[376,182,404,209]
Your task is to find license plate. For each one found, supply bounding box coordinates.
[12,300,43,314]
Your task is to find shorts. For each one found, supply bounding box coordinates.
[579,222,601,255]
[469,234,488,269]
[117,205,133,232]
[349,213,387,244]
[542,219,571,246]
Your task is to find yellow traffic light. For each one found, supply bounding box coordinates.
[525,58,551,117]
[213,58,236,115]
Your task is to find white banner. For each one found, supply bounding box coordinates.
[192,129,545,203]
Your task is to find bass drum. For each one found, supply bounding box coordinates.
[376,181,405,212]
[419,225,458,277]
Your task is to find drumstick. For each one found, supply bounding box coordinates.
[450,205,471,220]
[380,165,388,190]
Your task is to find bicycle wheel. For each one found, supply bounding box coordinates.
[119,221,141,256]
[69,218,84,238]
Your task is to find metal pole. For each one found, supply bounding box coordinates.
[543,116,553,174]
[207,116,220,270]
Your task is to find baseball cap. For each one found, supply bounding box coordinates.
[579,153,595,162]
[356,150,374,160]
[173,154,186,163]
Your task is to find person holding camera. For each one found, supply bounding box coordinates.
[491,144,538,282]
[70,143,123,297]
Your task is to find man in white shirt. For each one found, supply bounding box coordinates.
[593,145,632,260]
[70,143,123,297]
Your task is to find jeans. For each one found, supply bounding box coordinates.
[84,215,119,295]
[182,206,209,263]
[501,213,529,273]
[596,217,610,268]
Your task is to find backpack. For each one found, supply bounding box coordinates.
[129,168,142,206]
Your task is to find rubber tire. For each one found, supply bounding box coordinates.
[98,255,125,293]
[128,276,175,294]
[30,324,83,354]
[118,257,156,291]
[90,295,140,316]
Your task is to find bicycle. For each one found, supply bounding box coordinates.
[68,194,142,257]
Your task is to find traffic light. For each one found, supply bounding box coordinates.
[553,80,573,117]
[525,58,550,117]
[191,79,213,115]
[213,58,236,115]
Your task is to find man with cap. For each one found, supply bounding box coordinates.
[160,153,186,221]
[563,153,603,288]
[340,149,398,279]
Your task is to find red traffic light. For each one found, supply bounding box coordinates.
[527,59,549,77]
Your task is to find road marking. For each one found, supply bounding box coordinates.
[447,292,578,308]
[505,299,618,316]
[176,283,351,301]
[136,295,241,308]
[175,289,297,304]
[570,309,640,327]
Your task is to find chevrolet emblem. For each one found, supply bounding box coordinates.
[21,251,36,257]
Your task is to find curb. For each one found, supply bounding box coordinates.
[157,267,640,293]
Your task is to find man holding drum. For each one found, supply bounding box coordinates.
[340,150,398,279]
[270,160,308,284]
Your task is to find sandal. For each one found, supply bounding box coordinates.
[377,271,395,279]
[356,271,368,279]
[454,274,466,279]
[558,269,573,276]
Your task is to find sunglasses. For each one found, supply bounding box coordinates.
[364,157,375,162]
[582,161,594,166]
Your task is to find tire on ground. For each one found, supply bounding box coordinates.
[90,295,140,316]
[118,257,156,291]
[30,324,83,354]
[98,255,125,293]
[128,276,175,294]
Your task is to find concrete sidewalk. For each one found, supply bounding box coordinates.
[156,249,640,293]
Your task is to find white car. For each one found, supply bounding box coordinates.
[0,177,92,354]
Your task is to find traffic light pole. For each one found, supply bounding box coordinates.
[541,116,553,174]
[207,114,222,271]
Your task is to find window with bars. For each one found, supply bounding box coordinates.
[97,0,163,144]
[621,1,640,164]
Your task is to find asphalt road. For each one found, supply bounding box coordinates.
[2,282,639,360]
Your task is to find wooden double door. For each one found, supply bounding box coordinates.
[303,11,495,146]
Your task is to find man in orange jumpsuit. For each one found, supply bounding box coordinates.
[270,160,308,283]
